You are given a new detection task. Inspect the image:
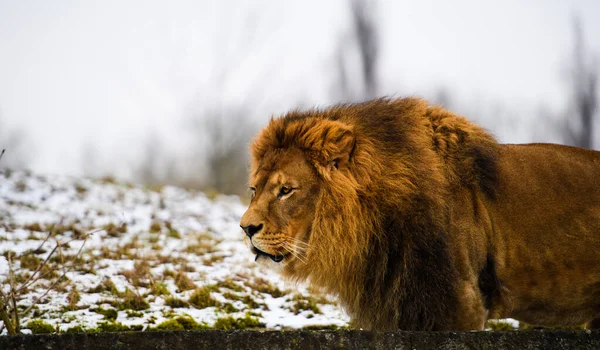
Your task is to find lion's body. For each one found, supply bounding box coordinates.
[241,98,600,330]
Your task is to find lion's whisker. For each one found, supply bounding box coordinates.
[284,239,309,258]
[283,243,306,264]
[286,237,310,248]
[283,242,307,264]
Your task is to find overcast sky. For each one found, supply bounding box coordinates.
[0,0,599,179]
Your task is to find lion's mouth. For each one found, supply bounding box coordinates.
[252,246,286,263]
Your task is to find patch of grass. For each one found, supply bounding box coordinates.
[23,223,43,232]
[183,231,221,255]
[202,254,225,266]
[164,296,189,308]
[91,307,118,321]
[88,278,120,295]
[213,314,265,330]
[175,271,197,291]
[222,292,243,302]
[19,254,42,270]
[63,289,82,311]
[150,282,170,297]
[245,277,287,298]
[26,319,55,334]
[123,260,152,287]
[75,183,88,195]
[149,221,162,233]
[188,286,219,309]
[103,223,127,237]
[99,176,117,184]
[118,289,150,311]
[167,229,181,239]
[216,278,244,292]
[242,295,268,311]
[162,269,176,279]
[289,294,321,315]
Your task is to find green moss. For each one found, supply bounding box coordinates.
[242,295,268,311]
[26,319,55,334]
[61,313,77,324]
[222,303,239,313]
[65,325,88,333]
[213,314,265,330]
[176,315,208,330]
[302,324,340,330]
[486,320,516,331]
[126,310,143,318]
[149,315,209,331]
[97,321,142,332]
[91,307,118,321]
[188,287,219,309]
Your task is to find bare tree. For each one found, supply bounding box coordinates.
[184,108,257,195]
[333,0,380,102]
[178,4,279,195]
[561,17,598,149]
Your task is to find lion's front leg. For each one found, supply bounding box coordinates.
[451,281,488,330]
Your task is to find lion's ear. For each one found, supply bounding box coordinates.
[320,121,355,171]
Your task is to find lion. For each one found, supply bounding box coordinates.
[240,97,600,331]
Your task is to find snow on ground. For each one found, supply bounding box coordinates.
[0,169,349,334]
[0,169,522,335]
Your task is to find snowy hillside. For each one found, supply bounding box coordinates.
[0,169,348,334]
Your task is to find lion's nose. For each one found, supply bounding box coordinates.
[241,223,263,238]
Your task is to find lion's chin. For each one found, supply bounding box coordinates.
[251,246,286,263]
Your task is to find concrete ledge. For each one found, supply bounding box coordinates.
[2,330,599,350]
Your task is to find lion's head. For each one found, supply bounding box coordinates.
[240,117,364,275]
[240,147,320,265]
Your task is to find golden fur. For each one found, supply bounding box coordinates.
[240,97,600,330]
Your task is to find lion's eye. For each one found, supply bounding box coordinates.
[249,187,256,198]
[278,186,293,198]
